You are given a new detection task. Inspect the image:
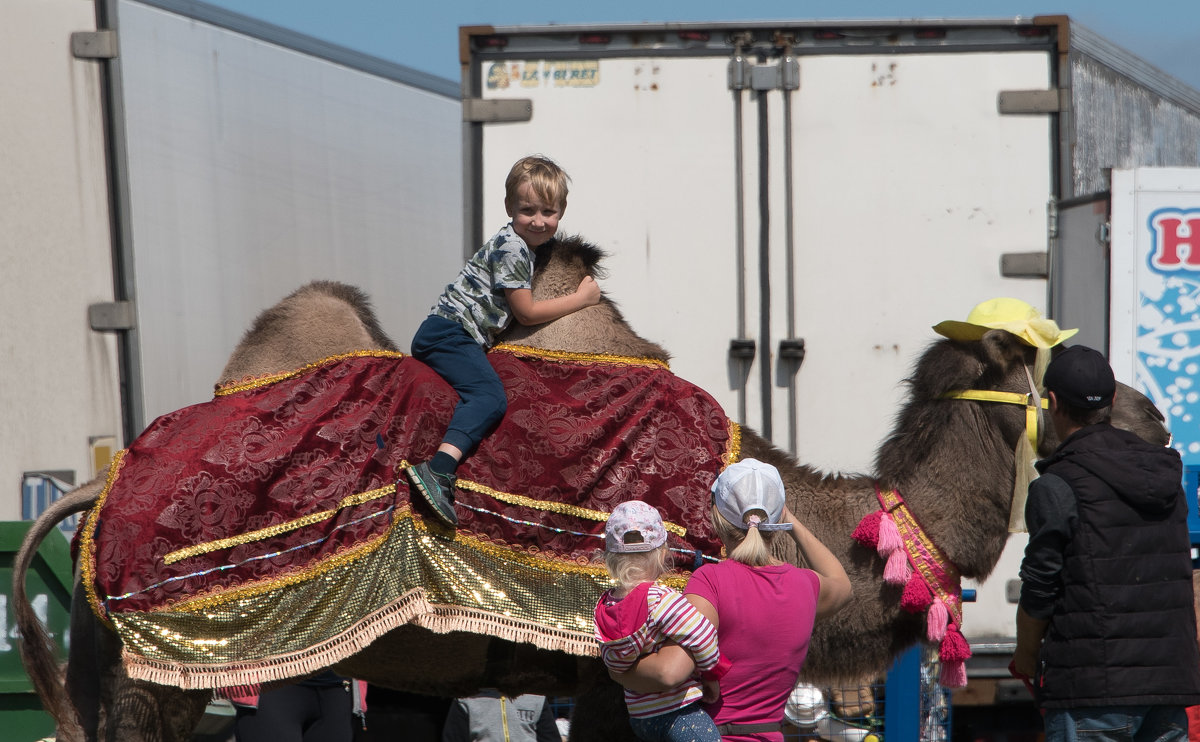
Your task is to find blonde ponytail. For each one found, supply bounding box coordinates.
[712,505,777,567]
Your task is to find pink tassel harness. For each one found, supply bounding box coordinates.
[851,486,970,687]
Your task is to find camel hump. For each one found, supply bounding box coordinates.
[219,281,398,385]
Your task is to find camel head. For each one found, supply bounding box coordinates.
[873,329,1044,579]
[500,234,671,362]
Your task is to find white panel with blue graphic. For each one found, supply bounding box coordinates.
[1138,208,1200,466]
[1111,168,1200,472]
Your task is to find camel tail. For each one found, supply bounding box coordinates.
[13,479,102,739]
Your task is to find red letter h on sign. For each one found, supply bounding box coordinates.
[1151,213,1200,268]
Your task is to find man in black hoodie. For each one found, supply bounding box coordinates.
[1014,345,1200,741]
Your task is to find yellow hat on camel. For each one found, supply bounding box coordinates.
[932,297,1078,349]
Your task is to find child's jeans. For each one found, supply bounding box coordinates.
[411,315,507,454]
[628,703,721,742]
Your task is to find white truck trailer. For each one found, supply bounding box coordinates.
[4,0,462,524]
[459,16,1200,728]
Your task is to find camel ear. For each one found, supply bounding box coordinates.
[979,328,1031,374]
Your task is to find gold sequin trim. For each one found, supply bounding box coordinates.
[214,350,405,396]
[81,449,128,626]
[167,504,616,613]
[456,477,687,538]
[163,484,396,565]
[726,421,742,465]
[491,343,670,370]
[168,507,409,612]
[452,527,611,578]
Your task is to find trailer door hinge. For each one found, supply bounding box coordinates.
[71,30,117,60]
[89,301,135,331]
[999,251,1048,279]
[997,88,1069,115]
[730,56,799,91]
[462,98,532,123]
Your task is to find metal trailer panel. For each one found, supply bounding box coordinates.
[113,0,463,427]
[2,0,123,521]
[1065,23,1200,198]
[471,30,1050,476]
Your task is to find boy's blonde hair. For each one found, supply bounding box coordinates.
[604,546,669,593]
[711,505,777,567]
[505,155,570,211]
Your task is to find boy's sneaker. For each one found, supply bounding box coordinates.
[406,462,458,527]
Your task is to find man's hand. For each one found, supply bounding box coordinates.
[1013,604,1049,679]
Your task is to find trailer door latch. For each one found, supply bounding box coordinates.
[463,98,533,123]
[729,338,757,360]
[779,338,806,364]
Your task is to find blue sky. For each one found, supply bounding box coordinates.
[200,0,1200,90]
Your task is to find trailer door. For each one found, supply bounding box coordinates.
[470,31,1053,474]
[1052,193,1111,353]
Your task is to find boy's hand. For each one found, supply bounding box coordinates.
[701,678,720,704]
[576,276,602,307]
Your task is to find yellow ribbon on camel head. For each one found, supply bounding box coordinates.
[932,297,1079,533]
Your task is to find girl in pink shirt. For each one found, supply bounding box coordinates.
[594,500,727,742]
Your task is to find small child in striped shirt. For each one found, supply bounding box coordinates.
[594,500,728,742]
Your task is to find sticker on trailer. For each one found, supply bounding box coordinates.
[486,60,600,90]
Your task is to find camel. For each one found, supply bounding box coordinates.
[13,235,1169,742]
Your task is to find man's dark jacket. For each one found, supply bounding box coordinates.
[1033,423,1200,708]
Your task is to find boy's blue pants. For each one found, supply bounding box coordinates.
[411,315,507,455]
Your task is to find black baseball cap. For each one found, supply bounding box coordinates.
[1043,345,1116,409]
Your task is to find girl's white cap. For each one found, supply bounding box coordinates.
[604,500,667,552]
[711,458,792,532]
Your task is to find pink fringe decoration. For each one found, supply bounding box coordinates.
[883,548,912,585]
[851,511,882,548]
[877,514,903,556]
[926,599,949,642]
[940,659,967,688]
[899,576,933,613]
[939,626,971,662]
[938,624,971,687]
[857,490,973,689]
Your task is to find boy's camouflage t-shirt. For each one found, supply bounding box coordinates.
[432,223,534,347]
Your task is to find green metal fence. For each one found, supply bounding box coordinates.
[0,521,74,742]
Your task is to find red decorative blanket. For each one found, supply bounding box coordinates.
[80,346,737,688]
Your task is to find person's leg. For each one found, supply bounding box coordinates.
[627,713,670,742]
[301,682,354,742]
[409,315,506,526]
[665,704,722,742]
[235,685,318,742]
[413,319,506,457]
[1043,706,1136,742]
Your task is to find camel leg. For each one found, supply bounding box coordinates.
[103,675,209,742]
[78,600,207,742]
[64,577,111,741]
